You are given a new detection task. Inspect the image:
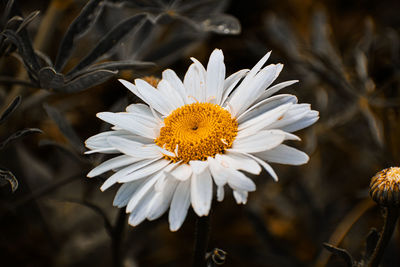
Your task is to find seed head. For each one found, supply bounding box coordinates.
[370,167,400,207]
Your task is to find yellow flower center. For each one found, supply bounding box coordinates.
[155,103,238,163]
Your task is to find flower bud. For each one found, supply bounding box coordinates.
[370,167,400,207]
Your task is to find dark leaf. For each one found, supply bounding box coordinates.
[0,95,21,124]
[60,69,117,93]
[0,128,42,150]
[68,14,147,74]
[16,10,40,33]
[323,243,354,267]
[35,50,53,67]
[4,15,23,30]
[0,168,18,192]
[1,0,15,26]
[54,0,105,71]
[38,67,65,89]
[69,60,154,78]
[43,103,84,153]
[365,228,380,260]
[2,30,40,75]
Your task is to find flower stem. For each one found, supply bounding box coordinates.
[112,209,127,267]
[368,207,399,267]
[192,215,210,267]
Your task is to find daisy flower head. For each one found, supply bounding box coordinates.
[85,49,319,231]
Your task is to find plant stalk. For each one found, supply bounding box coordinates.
[192,215,210,267]
[368,207,399,267]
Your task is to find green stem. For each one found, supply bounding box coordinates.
[192,215,210,267]
[368,207,399,267]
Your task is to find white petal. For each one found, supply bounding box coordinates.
[227,170,256,192]
[221,69,249,105]
[162,69,187,103]
[113,180,144,208]
[230,64,282,116]
[118,159,171,183]
[255,144,309,165]
[207,156,228,186]
[266,104,312,130]
[191,169,212,216]
[85,130,141,151]
[216,153,261,175]
[206,49,225,104]
[184,61,206,103]
[125,103,156,120]
[170,163,192,181]
[147,175,179,221]
[119,79,142,98]
[97,112,157,139]
[209,156,256,192]
[157,79,185,109]
[128,189,156,226]
[233,190,248,204]
[100,158,160,191]
[87,155,141,178]
[107,136,162,159]
[154,162,180,191]
[189,160,209,174]
[237,94,298,124]
[279,110,319,133]
[135,79,172,115]
[244,153,278,181]
[126,173,160,212]
[255,80,299,103]
[169,179,191,231]
[217,185,225,202]
[237,103,292,138]
[236,51,271,90]
[232,130,286,153]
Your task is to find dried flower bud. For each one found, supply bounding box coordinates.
[370,167,400,207]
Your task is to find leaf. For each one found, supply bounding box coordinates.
[54,0,105,72]
[68,14,147,74]
[0,95,21,124]
[0,128,42,150]
[60,69,117,93]
[16,10,40,33]
[1,0,15,26]
[323,243,354,267]
[43,104,84,153]
[0,168,18,192]
[38,67,65,89]
[2,30,40,75]
[68,60,154,78]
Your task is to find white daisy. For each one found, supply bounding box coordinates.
[85,49,319,231]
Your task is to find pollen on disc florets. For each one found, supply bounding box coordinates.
[370,167,400,207]
[155,102,238,163]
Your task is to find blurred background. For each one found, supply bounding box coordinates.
[1,0,400,266]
